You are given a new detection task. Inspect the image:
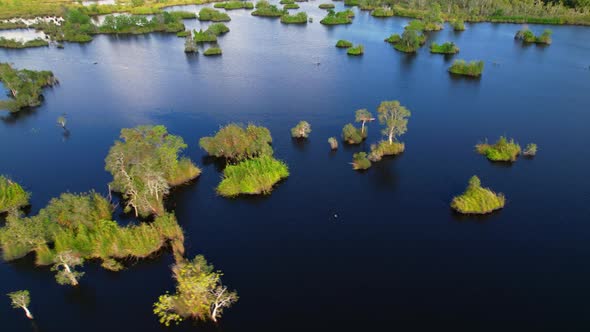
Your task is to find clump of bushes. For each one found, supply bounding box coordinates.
[0,63,58,112]
[320,9,354,25]
[342,123,365,144]
[283,3,300,9]
[336,39,353,48]
[252,1,287,17]
[281,12,308,24]
[451,19,465,31]
[98,12,188,35]
[0,176,30,215]
[207,23,231,35]
[198,7,231,22]
[193,29,218,43]
[515,27,552,44]
[368,141,405,161]
[184,31,197,53]
[385,24,426,53]
[451,176,505,214]
[524,143,538,157]
[352,152,371,170]
[328,137,338,150]
[347,44,364,55]
[371,7,394,17]
[214,1,254,10]
[448,59,484,77]
[200,123,273,160]
[205,47,223,56]
[319,3,335,9]
[475,136,521,162]
[217,156,289,197]
[430,42,459,54]
[291,121,311,138]
[0,37,49,49]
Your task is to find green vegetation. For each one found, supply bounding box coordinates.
[368,141,405,161]
[193,29,218,42]
[0,176,30,215]
[0,63,58,112]
[377,100,411,145]
[476,136,521,162]
[200,123,273,160]
[204,47,222,55]
[515,27,552,44]
[336,39,353,48]
[105,125,201,217]
[385,23,427,53]
[448,59,484,77]
[423,2,443,30]
[347,44,364,55]
[371,7,394,17]
[207,23,230,35]
[217,155,289,197]
[98,12,190,35]
[51,251,84,286]
[198,7,231,21]
[451,176,505,214]
[0,37,48,49]
[319,3,335,9]
[154,255,238,325]
[320,9,354,25]
[280,0,295,4]
[328,137,339,150]
[176,30,190,37]
[281,12,308,24]
[352,152,371,170]
[184,31,197,53]
[355,109,374,137]
[524,143,538,157]
[430,41,459,54]
[214,1,254,10]
[252,1,287,17]
[7,290,33,319]
[342,123,365,144]
[283,3,300,9]
[291,121,311,138]
[451,19,465,31]
[344,0,359,6]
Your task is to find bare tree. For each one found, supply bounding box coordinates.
[52,251,85,286]
[8,290,33,319]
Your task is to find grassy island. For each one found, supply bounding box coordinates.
[430,42,459,54]
[198,7,231,21]
[344,0,359,6]
[0,37,48,49]
[385,30,426,53]
[214,1,254,10]
[352,152,371,170]
[367,100,410,161]
[320,9,354,25]
[200,123,273,160]
[368,141,405,161]
[336,39,353,48]
[476,136,521,162]
[0,176,30,215]
[451,19,466,31]
[319,3,335,9]
[342,123,366,144]
[252,1,287,17]
[0,63,58,112]
[347,44,364,55]
[281,12,308,24]
[217,155,289,197]
[524,143,538,157]
[95,12,193,36]
[515,27,552,44]
[283,3,300,9]
[291,121,311,138]
[105,125,201,217]
[448,59,484,77]
[371,7,394,17]
[451,176,505,214]
[193,29,217,42]
[207,23,230,35]
[204,47,223,55]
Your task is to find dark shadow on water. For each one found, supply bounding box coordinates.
[450,207,503,223]
[61,128,71,141]
[63,283,98,309]
[341,140,368,153]
[0,107,40,124]
[487,159,516,168]
[369,155,400,191]
[201,155,227,173]
[291,137,309,152]
[442,53,456,63]
[448,72,482,86]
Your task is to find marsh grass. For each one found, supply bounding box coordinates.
[448,59,484,77]
[368,141,405,161]
[280,12,307,24]
[203,47,222,55]
[476,136,521,162]
[335,39,353,48]
[347,44,364,55]
[430,42,459,54]
[198,7,231,21]
[0,176,30,214]
[451,176,505,214]
[352,152,371,170]
[214,1,254,10]
[0,37,49,49]
[217,156,289,197]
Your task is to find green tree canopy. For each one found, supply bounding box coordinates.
[199,123,273,160]
[377,100,411,144]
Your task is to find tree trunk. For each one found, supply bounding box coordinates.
[64,264,78,286]
[361,121,365,135]
[211,305,219,323]
[388,129,394,144]
[22,306,33,319]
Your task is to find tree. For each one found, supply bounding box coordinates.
[57,115,67,129]
[290,121,311,138]
[199,123,273,160]
[355,109,374,136]
[153,255,238,326]
[377,100,411,144]
[184,32,196,53]
[0,176,30,215]
[51,251,85,286]
[7,290,33,319]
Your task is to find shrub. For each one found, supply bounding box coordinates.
[205,47,223,56]
[451,19,465,31]
[252,1,286,17]
[448,59,484,77]
[347,44,364,56]
[281,12,308,24]
[0,63,58,112]
[319,3,335,9]
[291,121,311,138]
[451,176,505,214]
[515,27,552,44]
[0,176,30,214]
[368,141,405,161]
[217,156,289,197]
[193,29,217,43]
[430,42,460,54]
[198,8,231,22]
[200,123,273,160]
[342,123,365,144]
[328,137,338,150]
[207,23,230,35]
[352,152,371,170]
[476,136,521,162]
[385,28,426,53]
[214,1,254,10]
[283,3,300,9]
[523,143,538,157]
[336,39,353,48]
[371,7,394,17]
[320,9,354,25]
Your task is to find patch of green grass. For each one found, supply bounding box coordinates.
[281,12,307,23]
[217,156,289,197]
[451,176,505,214]
[347,44,364,55]
[448,59,484,77]
[320,9,354,25]
[283,3,300,9]
[252,1,286,17]
[475,136,521,162]
[352,152,371,170]
[198,7,231,21]
[371,7,394,17]
[193,29,217,42]
[515,28,552,44]
[342,123,366,144]
[319,3,335,9]
[451,19,465,31]
[0,176,30,214]
[206,22,230,35]
[0,37,49,49]
[214,1,254,10]
[336,39,353,48]
[203,47,222,55]
[368,141,405,161]
[430,42,459,54]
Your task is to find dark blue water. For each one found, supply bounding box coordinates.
[2,2,590,331]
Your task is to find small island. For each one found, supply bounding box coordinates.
[448,59,484,77]
[524,143,538,157]
[352,152,372,170]
[476,136,521,162]
[347,44,364,55]
[0,62,58,112]
[515,27,552,45]
[204,47,223,56]
[214,1,255,10]
[319,3,335,9]
[217,155,289,197]
[252,0,287,17]
[367,100,410,161]
[342,123,365,144]
[281,12,308,24]
[328,137,338,150]
[291,121,311,138]
[371,7,394,17]
[283,3,300,9]
[198,7,231,22]
[430,42,460,54]
[0,37,48,49]
[336,39,353,48]
[451,176,505,214]
[320,9,354,25]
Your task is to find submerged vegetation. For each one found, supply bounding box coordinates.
[291,121,311,138]
[448,60,484,77]
[476,136,521,162]
[0,37,48,49]
[198,7,231,21]
[200,123,273,160]
[430,42,459,54]
[105,125,201,217]
[336,39,353,48]
[153,255,238,326]
[252,1,287,17]
[0,63,58,112]
[451,176,505,214]
[214,1,254,10]
[320,9,354,25]
[0,176,30,215]
[280,12,308,24]
[347,44,364,55]
[515,27,552,44]
[352,152,371,170]
[217,156,289,197]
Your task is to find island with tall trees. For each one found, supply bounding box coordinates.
[0,63,58,112]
